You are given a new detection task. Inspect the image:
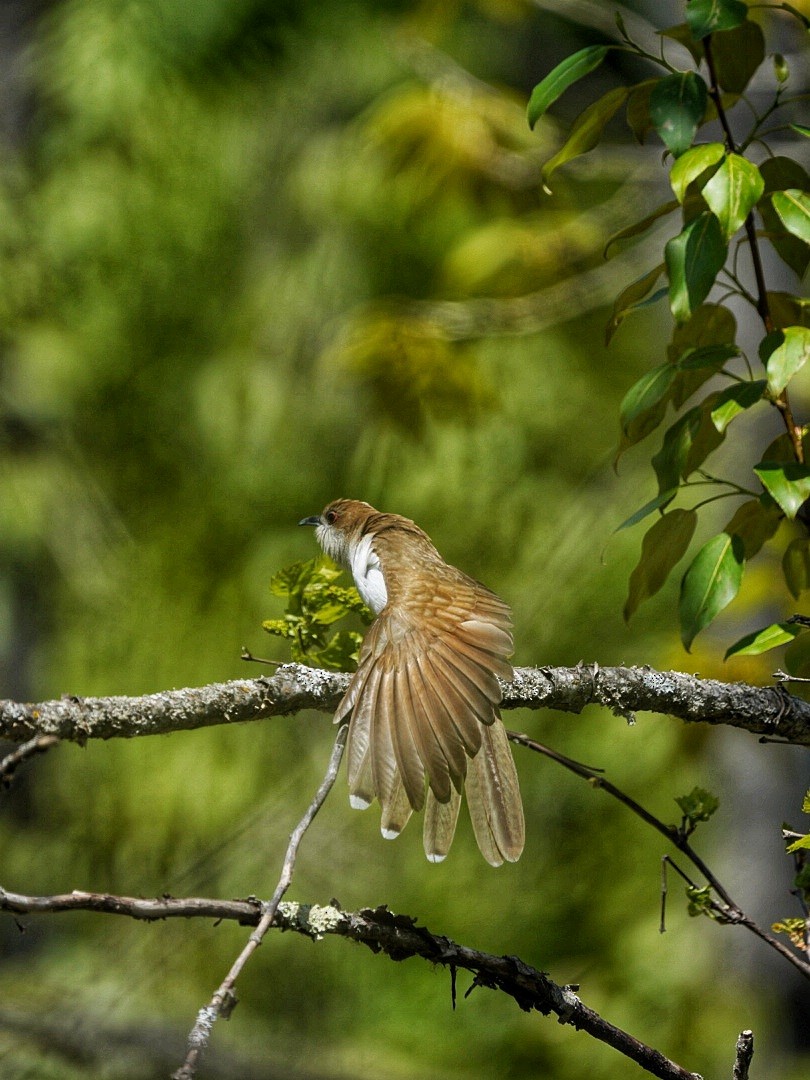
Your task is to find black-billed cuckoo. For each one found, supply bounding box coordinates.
[299,499,525,866]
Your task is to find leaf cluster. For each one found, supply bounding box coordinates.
[527,0,810,657]
[263,557,372,671]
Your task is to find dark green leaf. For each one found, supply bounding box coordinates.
[772,190,810,244]
[665,212,728,323]
[541,86,630,187]
[650,72,709,158]
[606,263,666,344]
[722,497,782,559]
[759,158,810,278]
[679,532,745,650]
[783,537,810,598]
[670,143,725,202]
[785,629,810,678]
[658,25,704,66]
[768,292,810,330]
[764,326,810,396]
[604,199,680,257]
[725,622,802,659]
[702,155,764,238]
[754,461,810,519]
[653,408,702,494]
[677,343,739,370]
[709,380,766,432]
[668,303,738,407]
[616,488,680,530]
[624,508,697,621]
[710,19,766,93]
[625,79,660,144]
[773,54,790,85]
[686,0,747,39]
[620,362,676,435]
[528,46,611,128]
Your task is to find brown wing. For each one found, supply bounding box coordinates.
[334,568,524,864]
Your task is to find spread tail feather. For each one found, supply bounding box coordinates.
[465,719,525,866]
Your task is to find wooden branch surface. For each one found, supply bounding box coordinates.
[0,889,703,1080]
[1,662,808,744]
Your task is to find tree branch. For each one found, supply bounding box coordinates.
[2,662,809,745]
[0,891,704,1080]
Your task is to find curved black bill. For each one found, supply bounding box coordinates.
[298,515,321,527]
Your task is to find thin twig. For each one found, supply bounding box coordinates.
[733,1030,754,1080]
[508,731,810,979]
[171,724,348,1080]
[0,735,59,788]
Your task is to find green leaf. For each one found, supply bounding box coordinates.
[768,292,810,330]
[619,361,675,435]
[624,508,697,621]
[616,488,680,530]
[679,532,745,650]
[710,19,766,93]
[702,155,764,238]
[763,326,810,396]
[625,79,660,144]
[527,45,611,128]
[606,263,666,344]
[722,497,782,558]
[670,143,725,203]
[665,212,728,323]
[658,25,704,66]
[709,380,766,432]
[604,199,680,257]
[677,343,739,370]
[725,621,803,659]
[773,53,789,85]
[675,786,720,823]
[772,189,810,245]
[686,0,748,39]
[541,86,630,188]
[754,461,810,519]
[650,72,709,158]
[653,409,702,494]
[759,158,810,278]
[668,303,738,407]
[791,123,810,138]
[783,537,810,598]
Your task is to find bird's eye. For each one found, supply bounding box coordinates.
[325,509,337,525]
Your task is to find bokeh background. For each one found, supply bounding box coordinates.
[0,0,808,1077]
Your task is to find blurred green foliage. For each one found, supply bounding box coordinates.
[0,1,807,1078]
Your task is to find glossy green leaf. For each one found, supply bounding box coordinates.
[620,362,676,434]
[772,190,810,245]
[625,79,660,144]
[723,497,782,559]
[670,143,725,203]
[710,19,766,93]
[792,123,810,138]
[604,199,680,256]
[773,53,789,85]
[680,533,744,650]
[650,72,708,158]
[686,0,747,39]
[709,380,766,432]
[677,343,739,370]
[754,461,810,519]
[527,46,610,128]
[665,212,727,323]
[783,537,810,598]
[725,621,803,659]
[702,155,764,238]
[616,488,680,530]
[759,158,810,278]
[764,326,810,396]
[624,508,697,621]
[541,86,630,187]
[607,263,666,344]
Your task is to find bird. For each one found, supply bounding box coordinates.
[299,499,524,866]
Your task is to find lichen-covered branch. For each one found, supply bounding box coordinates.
[0,890,702,1080]
[2,662,809,745]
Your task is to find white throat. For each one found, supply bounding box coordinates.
[350,533,388,614]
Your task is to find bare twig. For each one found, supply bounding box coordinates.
[510,731,810,980]
[0,892,704,1080]
[0,735,59,787]
[733,1029,754,1080]
[172,724,347,1080]
[3,662,810,746]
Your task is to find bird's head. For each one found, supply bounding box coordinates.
[298,499,377,568]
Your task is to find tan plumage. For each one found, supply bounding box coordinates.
[299,498,525,866]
